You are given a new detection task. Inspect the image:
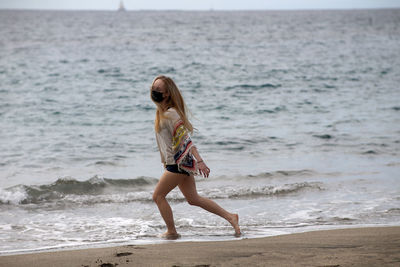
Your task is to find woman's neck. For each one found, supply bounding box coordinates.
[160,102,171,111]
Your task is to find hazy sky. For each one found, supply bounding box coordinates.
[1,0,400,10]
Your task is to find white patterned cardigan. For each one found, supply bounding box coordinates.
[155,108,198,175]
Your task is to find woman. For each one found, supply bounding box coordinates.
[150,75,241,239]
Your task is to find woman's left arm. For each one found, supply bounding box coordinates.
[191,146,210,178]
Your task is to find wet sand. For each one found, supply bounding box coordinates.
[1,226,399,267]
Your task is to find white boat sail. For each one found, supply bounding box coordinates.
[118,0,126,11]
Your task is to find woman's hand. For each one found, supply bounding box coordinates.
[197,161,210,178]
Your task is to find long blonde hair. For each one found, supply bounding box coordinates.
[151,75,194,133]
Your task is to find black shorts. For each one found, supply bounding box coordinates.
[165,164,190,176]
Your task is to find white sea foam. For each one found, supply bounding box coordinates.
[0,188,27,204]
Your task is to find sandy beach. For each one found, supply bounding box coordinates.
[1,226,399,267]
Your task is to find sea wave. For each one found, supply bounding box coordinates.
[199,182,324,199]
[0,176,158,205]
[0,174,323,205]
[224,83,282,90]
[245,169,317,179]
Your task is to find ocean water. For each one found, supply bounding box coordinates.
[0,9,400,254]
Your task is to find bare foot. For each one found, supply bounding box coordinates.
[160,232,181,240]
[229,214,241,237]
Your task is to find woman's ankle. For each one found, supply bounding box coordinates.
[161,231,181,240]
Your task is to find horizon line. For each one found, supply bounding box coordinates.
[1,7,399,12]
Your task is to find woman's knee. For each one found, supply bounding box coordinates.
[152,192,165,204]
[186,196,201,206]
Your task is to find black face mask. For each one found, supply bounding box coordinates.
[151,91,164,103]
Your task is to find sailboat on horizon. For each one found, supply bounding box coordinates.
[118,0,126,11]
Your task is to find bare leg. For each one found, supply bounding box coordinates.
[178,175,241,236]
[152,171,186,239]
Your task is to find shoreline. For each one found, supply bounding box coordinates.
[1,226,399,266]
[1,224,395,256]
